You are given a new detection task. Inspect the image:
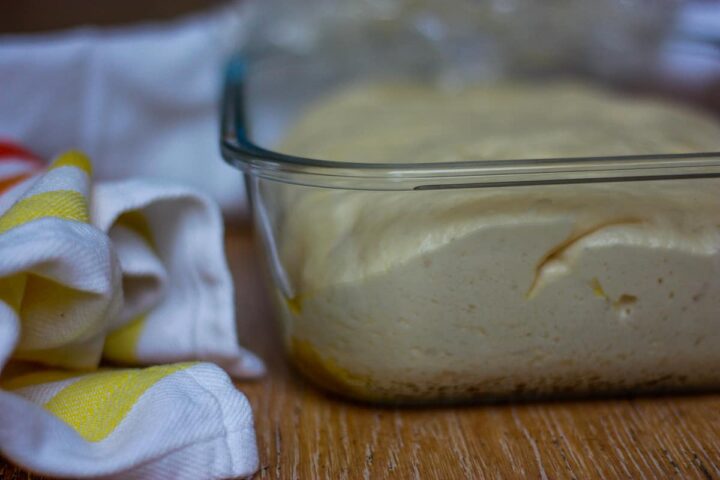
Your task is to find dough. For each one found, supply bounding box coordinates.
[269,81,720,402]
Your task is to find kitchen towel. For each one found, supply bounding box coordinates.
[0,2,248,216]
[0,143,262,479]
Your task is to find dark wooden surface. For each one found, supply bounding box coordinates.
[2,228,720,479]
[0,0,231,34]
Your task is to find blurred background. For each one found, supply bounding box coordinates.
[1,0,719,217]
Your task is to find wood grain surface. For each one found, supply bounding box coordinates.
[2,228,720,479]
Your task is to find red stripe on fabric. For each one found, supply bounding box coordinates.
[0,141,43,168]
[0,173,32,195]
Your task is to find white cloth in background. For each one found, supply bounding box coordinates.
[0,4,248,216]
[660,1,720,86]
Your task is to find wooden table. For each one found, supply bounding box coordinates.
[3,228,720,479]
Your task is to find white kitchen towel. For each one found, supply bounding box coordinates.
[0,145,261,479]
[93,178,264,376]
[0,2,248,215]
[0,363,258,480]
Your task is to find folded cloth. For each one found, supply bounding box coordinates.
[93,179,264,376]
[0,142,262,479]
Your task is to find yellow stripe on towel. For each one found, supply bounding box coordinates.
[0,274,27,313]
[1,369,85,391]
[0,190,88,234]
[44,363,195,442]
[102,210,155,364]
[0,150,92,234]
[116,211,154,248]
[50,151,93,176]
[103,315,148,364]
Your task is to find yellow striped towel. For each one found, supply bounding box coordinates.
[0,147,262,479]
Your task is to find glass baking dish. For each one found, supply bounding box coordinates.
[221,3,720,404]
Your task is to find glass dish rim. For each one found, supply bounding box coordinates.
[220,55,720,191]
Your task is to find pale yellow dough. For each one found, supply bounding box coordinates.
[269,82,720,402]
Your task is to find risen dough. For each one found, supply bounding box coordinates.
[270,82,720,402]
